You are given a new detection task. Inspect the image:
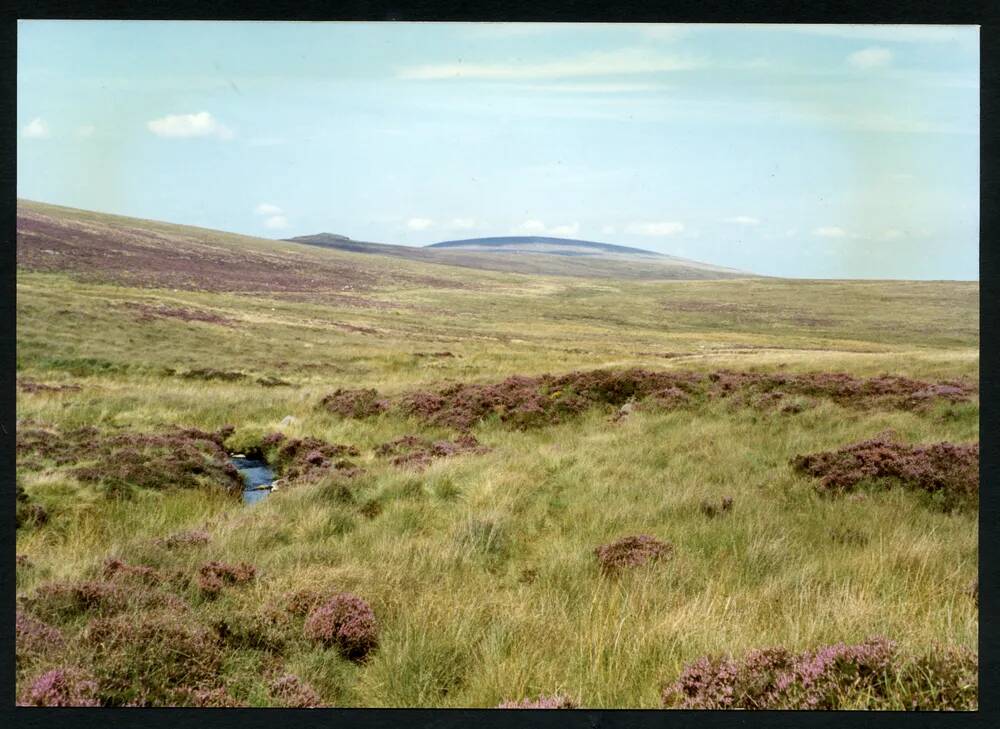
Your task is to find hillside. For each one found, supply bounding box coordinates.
[428,236,666,258]
[286,232,752,280]
[15,200,979,709]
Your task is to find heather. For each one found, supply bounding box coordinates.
[16,424,242,496]
[304,593,379,661]
[18,668,100,707]
[323,368,975,432]
[498,693,579,708]
[16,206,978,708]
[792,434,979,510]
[595,535,673,576]
[661,637,977,710]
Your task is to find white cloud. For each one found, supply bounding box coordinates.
[399,48,701,80]
[548,223,580,237]
[881,229,907,240]
[446,217,477,230]
[75,125,95,138]
[508,82,665,94]
[847,47,893,69]
[263,215,289,230]
[406,217,434,231]
[22,118,50,139]
[725,216,760,226]
[601,225,617,235]
[146,111,233,139]
[813,226,849,238]
[625,221,685,236]
[511,220,579,237]
[513,220,547,235]
[255,203,284,216]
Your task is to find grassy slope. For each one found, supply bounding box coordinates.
[15,204,978,707]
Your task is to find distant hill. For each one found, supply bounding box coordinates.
[428,236,665,258]
[286,232,752,280]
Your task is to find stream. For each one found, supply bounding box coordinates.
[231,455,275,504]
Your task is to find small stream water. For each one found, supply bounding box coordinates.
[231,455,275,504]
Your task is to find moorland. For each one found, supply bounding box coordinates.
[15,199,979,708]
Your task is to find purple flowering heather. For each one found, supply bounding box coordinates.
[497,693,579,709]
[16,610,64,665]
[304,593,379,660]
[270,674,322,708]
[18,668,100,707]
[663,637,906,710]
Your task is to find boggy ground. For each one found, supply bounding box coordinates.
[14,203,978,708]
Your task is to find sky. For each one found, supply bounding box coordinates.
[17,22,979,279]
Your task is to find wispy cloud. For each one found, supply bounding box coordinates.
[446,217,478,230]
[725,216,760,226]
[263,215,289,230]
[147,111,233,140]
[813,226,849,238]
[22,117,50,139]
[848,47,893,69]
[75,125,95,138]
[254,203,288,230]
[625,221,685,236]
[501,82,666,94]
[511,220,580,237]
[406,217,434,231]
[399,48,702,81]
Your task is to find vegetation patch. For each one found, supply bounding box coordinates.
[269,673,322,708]
[181,367,247,382]
[320,387,390,418]
[17,424,242,497]
[323,368,975,431]
[197,561,257,597]
[375,433,489,469]
[303,593,379,661]
[661,637,977,710]
[261,432,363,483]
[17,378,81,394]
[154,529,211,550]
[16,610,65,668]
[84,611,225,706]
[699,496,734,519]
[792,434,978,510]
[17,667,100,707]
[16,480,49,529]
[498,693,579,708]
[595,535,673,576]
[125,302,234,326]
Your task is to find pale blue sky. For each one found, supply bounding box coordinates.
[18,22,979,278]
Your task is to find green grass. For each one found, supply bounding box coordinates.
[15,212,978,708]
